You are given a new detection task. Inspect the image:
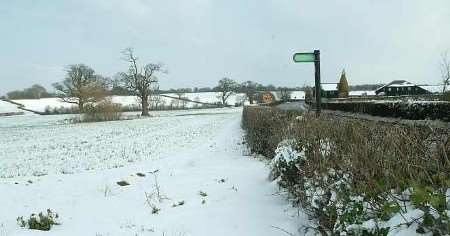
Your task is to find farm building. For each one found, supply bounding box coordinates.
[313,83,339,99]
[255,91,306,104]
[418,85,445,94]
[375,80,443,96]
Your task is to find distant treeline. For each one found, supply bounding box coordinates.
[4,83,385,100]
[5,84,56,99]
[5,83,302,99]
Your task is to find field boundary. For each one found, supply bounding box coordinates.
[1,99,44,115]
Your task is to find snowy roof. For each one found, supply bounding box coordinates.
[321,83,338,91]
[418,85,445,93]
[375,80,416,92]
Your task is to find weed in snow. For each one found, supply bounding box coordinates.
[144,170,169,214]
[136,172,146,177]
[17,209,60,231]
[172,201,185,208]
[198,191,208,197]
[103,184,112,197]
[117,180,130,186]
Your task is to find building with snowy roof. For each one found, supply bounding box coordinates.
[312,83,339,99]
[374,80,441,96]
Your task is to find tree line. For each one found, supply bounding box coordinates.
[3,48,305,116]
[3,48,295,116]
[5,79,304,100]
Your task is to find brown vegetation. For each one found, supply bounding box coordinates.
[242,106,450,235]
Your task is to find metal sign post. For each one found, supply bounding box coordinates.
[293,50,321,115]
[313,50,321,114]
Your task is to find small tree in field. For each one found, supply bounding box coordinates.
[241,81,259,104]
[337,69,349,98]
[149,95,162,110]
[303,86,313,104]
[278,87,292,101]
[53,64,107,112]
[440,51,450,93]
[120,48,166,116]
[216,78,238,106]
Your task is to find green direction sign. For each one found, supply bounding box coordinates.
[293,53,315,63]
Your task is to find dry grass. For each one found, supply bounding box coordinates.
[81,100,122,122]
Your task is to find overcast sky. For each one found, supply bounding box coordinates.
[1,0,449,95]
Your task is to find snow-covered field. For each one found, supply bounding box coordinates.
[0,108,309,236]
[0,100,22,114]
[11,91,306,113]
[11,93,247,113]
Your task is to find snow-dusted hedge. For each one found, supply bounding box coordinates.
[242,106,450,235]
[241,106,301,157]
[322,101,450,121]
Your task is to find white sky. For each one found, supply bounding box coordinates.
[0,0,449,95]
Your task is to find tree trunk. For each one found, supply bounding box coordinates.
[141,96,149,116]
[78,100,84,113]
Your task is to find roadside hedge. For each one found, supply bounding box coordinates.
[242,106,450,235]
[321,101,450,121]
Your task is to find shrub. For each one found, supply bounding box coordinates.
[242,106,450,235]
[17,209,60,231]
[43,106,79,115]
[81,100,122,122]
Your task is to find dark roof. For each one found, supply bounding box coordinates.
[375,80,416,92]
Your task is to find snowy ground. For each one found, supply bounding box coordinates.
[0,100,22,114]
[0,108,309,236]
[11,91,306,113]
[11,93,247,113]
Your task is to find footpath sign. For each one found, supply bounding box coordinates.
[293,50,321,114]
[293,53,315,63]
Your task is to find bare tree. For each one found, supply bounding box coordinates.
[277,87,292,101]
[216,78,238,106]
[120,48,165,116]
[302,86,313,104]
[440,51,450,93]
[241,81,259,104]
[149,95,162,110]
[174,92,189,109]
[53,64,107,112]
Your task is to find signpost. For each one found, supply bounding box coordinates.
[293,50,321,114]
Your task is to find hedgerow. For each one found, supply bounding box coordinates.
[242,106,450,235]
[321,101,450,121]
